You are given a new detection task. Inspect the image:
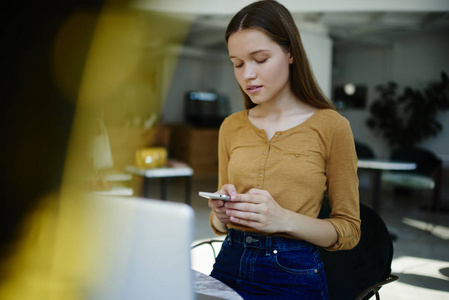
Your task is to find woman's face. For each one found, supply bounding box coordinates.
[228,29,293,106]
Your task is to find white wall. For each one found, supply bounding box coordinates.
[161,49,242,124]
[334,31,449,163]
[301,31,333,99]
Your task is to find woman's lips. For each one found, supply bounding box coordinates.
[246,85,263,94]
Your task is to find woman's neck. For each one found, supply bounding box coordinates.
[252,95,314,120]
[248,97,317,140]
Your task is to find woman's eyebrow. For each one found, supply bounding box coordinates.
[229,49,270,59]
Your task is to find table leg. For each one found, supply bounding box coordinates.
[143,177,151,198]
[161,178,167,200]
[185,176,191,205]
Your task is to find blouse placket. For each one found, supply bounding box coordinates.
[256,132,281,189]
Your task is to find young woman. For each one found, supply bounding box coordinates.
[207,1,361,299]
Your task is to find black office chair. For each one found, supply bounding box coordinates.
[381,147,442,229]
[355,140,376,159]
[355,141,376,199]
[191,239,224,260]
[318,201,398,300]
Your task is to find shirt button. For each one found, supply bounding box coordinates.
[258,186,262,189]
[260,163,263,166]
[259,174,263,177]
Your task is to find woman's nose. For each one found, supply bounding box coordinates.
[244,65,256,80]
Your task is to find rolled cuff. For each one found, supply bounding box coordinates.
[323,218,361,251]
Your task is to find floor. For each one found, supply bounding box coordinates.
[145,174,449,300]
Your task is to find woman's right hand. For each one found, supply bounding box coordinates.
[209,184,237,225]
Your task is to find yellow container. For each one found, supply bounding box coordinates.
[135,147,167,169]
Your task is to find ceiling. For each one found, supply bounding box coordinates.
[184,11,449,51]
[310,11,449,45]
[131,1,449,52]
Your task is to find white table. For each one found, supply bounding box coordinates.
[93,185,133,196]
[125,161,194,204]
[358,159,416,172]
[91,173,134,196]
[357,159,417,214]
[194,270,243,300]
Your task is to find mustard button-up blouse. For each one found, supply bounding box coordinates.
[210,109,361,251]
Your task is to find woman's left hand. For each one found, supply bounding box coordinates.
[225,188,288,233]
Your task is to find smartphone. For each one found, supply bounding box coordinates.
[198,191,231,201]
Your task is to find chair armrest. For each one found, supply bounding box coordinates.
[356,274,399,300]
[191,239,225,260]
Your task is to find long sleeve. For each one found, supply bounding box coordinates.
[324,117,361,251]
[209,119,232,235]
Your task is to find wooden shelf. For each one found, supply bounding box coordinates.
[170,126,219,178]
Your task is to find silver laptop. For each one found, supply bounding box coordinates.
[86,195,195,300]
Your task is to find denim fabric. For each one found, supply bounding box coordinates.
[210,229,329,300]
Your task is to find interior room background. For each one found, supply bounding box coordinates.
[101,2,449,172]
[161,30,449,164]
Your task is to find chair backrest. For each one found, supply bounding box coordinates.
[390,147,442,177]
[355,141,376,159]
[318,202,394,300]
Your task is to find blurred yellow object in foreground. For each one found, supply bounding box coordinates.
[135,147,167,169]
[0,194,91,300]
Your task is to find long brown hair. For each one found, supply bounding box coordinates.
[225,0,336,110]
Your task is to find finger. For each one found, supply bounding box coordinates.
[225,201,258,213]
[212,205,224,212]
[212,206,228,217]
[209,200,226,212]
[222,183,237,193]
[233,193,262,204]
[216,209,231,222]
[229,216,260,229]
[221,184,238,200]
[246,188,270,197]
[227,209,260,222]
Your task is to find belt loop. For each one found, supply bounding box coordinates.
[227,229,232,246]
[265,236,272,256]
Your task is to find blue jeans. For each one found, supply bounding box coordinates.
[210,229,329,300]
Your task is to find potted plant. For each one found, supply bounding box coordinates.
[366,71,449,149]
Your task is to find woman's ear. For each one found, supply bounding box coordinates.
[288,51,294,64]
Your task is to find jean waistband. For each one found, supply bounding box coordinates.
[227,228,315,252]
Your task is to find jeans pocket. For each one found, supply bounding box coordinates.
[271,248,319,275]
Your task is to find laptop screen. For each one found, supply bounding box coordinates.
[86,196,195,300]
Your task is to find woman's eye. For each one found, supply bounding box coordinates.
[234,63,243,68]
[256,58,268,64]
